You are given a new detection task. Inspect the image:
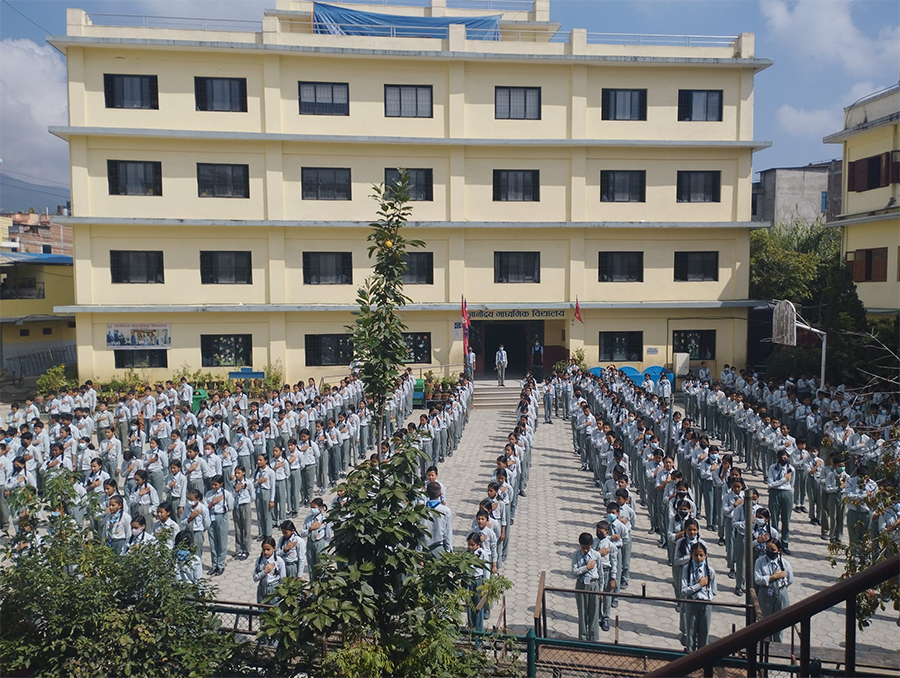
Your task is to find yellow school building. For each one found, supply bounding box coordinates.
[51,0,771,382]
[824,83,900,317]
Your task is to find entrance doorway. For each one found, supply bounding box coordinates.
[470,320,544,379]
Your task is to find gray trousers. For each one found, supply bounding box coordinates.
[768,489,792,546]
[209,513,228,570]
[233,502,252,554]
[255,494,272,539]
[575,578,601,641]
[758,585,790,641]
[301,465,316,505]
[684,601,712,651]
[497,364,506,386]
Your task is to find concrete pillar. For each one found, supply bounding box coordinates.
[67,8,89,36]
[448,23,466,52]
[448,61,465,138]
[264,141,284,221]
[67,47,86,127]
[262,55,282,134]
[449,147,465,221]
[430,0,447,17]
[533,0,550,23]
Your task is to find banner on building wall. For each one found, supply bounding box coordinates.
[106,324,171,350]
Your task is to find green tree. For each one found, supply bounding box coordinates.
[258,171,512,677]
[0,473,236,677]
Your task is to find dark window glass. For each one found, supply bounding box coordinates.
[385,168,433,201]
[115,349,168,369]
[110,251,165,284]
[677,90,723,121]
[599,331,643,362]
[301,167,352,201]
[68,321,76,328]
[402,252,434,285]
[194,77,247,112]
[200,334,252,367]
[600,170,646,202]
[495,87,541,120]
[494,251,540,283]
[299,81,349,116]
[107,160,162,196]
[676,171,721,203]
[403,332,431,363]
[674,251,719,281]
[598,252,643,282]
[305,334,354,367]
[104,74,159,109]
[197,163,249,198]
[200,251,252,285]
[493,170,540,202]
[42,327,53,335]
[601,89,647,121]
[384,85,432,118]
[673,330,716,360]
[19,329,29,337]
[302,252,352,285]
[41,245,52,254]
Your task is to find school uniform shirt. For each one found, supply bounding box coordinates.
[422,499,453,551]
[674,537,708,569]
[767,461,795,491]
[204,487,235,521]
[181,500,211,534]
[681,560,718,600]
[754,554,793,597]
[572,547,602,584]
[843,476,877,515]
[42,454,74,478]
[253,466,277,502]
[254,553,287,586]
[107,507,132,541]
[202,451,222,480]
[6,467,37,491]
[155,517,180,549]
[592,535,618,581]
[125,528,158,553]
[131,483,160,514]
[85,468,111,493]
[277,532,305,567]
[233,477,256,505]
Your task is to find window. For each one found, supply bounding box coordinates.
[846,248,888,283]
[600,170,646,202]
[493,170,540,202]
[495,86,541,120]
[19,329,29,337]
[115,349,169,369]
[676,171,721,203]
[494,251,540,283]
[200,251,252,285]
[305,334,354,367]
[303,252,352,285]
[42,327,52,335]
[110,251,165,284]
[402,252,434,285]
[41,245,52,254]
[301,167,352,201]
[68,321,76,328]
[384,85,432,118]
[820,191,827,213]
[599,331,642,362]
[197,163,249,198]
[299,81,349,116]
[104,74,159,109]
[201,334,252,367]
[107,160,162,196]
[677,90,723,121]
[674,251,719,281]
[194,77,247,112]
[404,332,431,363]
[385,168,433,201]
[598,252,643,282]
[673,330,716,360]
[601,89,647,121]
[847,152,899,192]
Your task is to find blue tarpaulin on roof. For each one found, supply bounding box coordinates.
[313,3,501,40]
[0,251,73,266]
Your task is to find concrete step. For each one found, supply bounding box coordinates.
[473,385,520,409]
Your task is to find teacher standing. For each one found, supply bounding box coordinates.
[495,344,508,386]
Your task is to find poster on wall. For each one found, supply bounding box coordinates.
[106,324,171,350]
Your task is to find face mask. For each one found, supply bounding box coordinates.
[607,513,616,523]
[679,510,689,518]
[765,551,779,561]
[311,507,320,516]
[191,500,199,508]
[837,466,845,474]
[78,443,87,450]
[755,517,766,526]
[51,511,61,518]
[131,425,138,431]
[133,526,144,536]
[710,454,719,461]
[779,458,788,466]
[176,549,190,561]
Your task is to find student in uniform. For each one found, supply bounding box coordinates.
[822,453,848,543]
[270,445,289,525]
[766,449,794,554]
[205,474,234,576]
[105,494,131,555]
[174,530,205,585]
[277,519,306,579]
[422,481,453,554]
[593,520,618,631]
[681,542,717,652]
[754,538,793,641]
[130,469,159,524]
[254,453,276,540]
[125,515,157,553]
[304,498,331,581]
[181,488,211,561]
[155,501,180,549]
[572,532,602,642]
[465,531,493,632]
[253,536,286,604]
[232,465,254,560]
[165,459,187,519]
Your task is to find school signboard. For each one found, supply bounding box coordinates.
[106,323,171,350]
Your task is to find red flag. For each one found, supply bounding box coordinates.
[574,297,584,324]
[461,295,471,328]
[463,324,470,358]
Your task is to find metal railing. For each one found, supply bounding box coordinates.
[586,32,737,47]
[6,344,77,378]
[86,13,262,32]
[0,281,45,299]
[306,0,536,8]
[645,554,900,678]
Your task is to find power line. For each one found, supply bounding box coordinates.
[0,169,70,189]
[0,179,71,201]
[1,0,53,35]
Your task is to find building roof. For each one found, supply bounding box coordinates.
[0,251,73,266]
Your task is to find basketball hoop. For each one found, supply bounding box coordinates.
[772,300,797,346]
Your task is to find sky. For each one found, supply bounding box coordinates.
[0,0,898,193]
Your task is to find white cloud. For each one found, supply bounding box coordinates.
[775,80,885,139]
[0,38,69,187]
[133,0,269,22]
[760,0,900,76]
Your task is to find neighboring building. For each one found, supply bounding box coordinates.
[50,0,770,381]
[751,162,835,226]
[0,216,13,251]
[0,252,76,375]
[1,212,74,256]
[824,83,900,316]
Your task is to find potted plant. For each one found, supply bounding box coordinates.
[441,377,452,399]
[423,375,434,401]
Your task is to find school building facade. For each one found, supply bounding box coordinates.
[823,83,900,317]
[51,0,771,382]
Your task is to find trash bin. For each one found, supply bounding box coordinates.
[192,388,208,413]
